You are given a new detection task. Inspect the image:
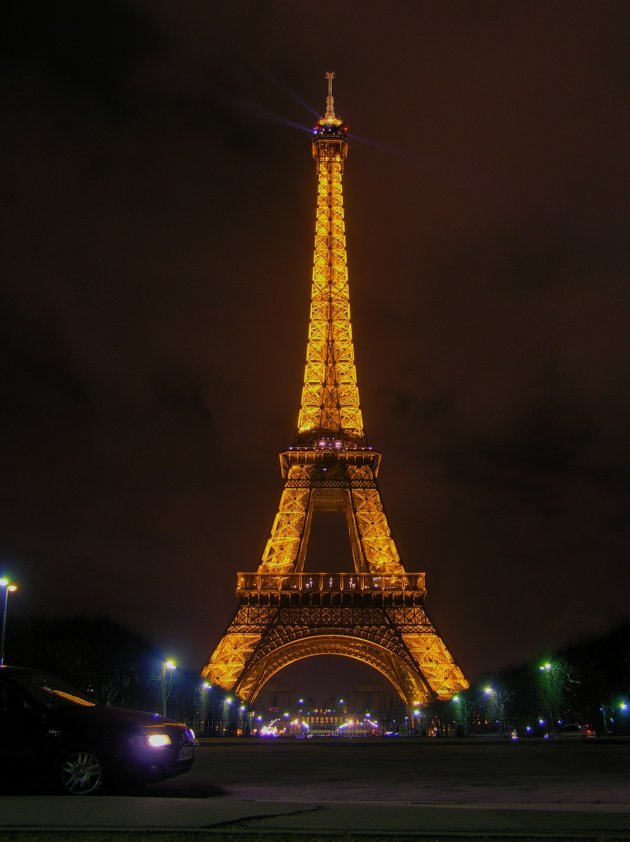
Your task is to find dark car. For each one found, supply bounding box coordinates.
[0,665,196,794]
[545,723,596,740]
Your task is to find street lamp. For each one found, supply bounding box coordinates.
[538,661,554,725]
[483,686,499,731]
[222,696,233,736]
[161,659,176,716]
[0,578,18,666]
[412,708,421,734]
[452,694,468,736]
[201,682,212,736]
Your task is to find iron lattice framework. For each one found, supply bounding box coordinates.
[202,73,468,706]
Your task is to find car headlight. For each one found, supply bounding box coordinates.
[147,733,172,747]
[130,731,173,748]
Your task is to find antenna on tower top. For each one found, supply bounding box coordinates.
[324,71,336,120]
[314,70,345,140]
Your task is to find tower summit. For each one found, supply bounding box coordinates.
[202,74,468,707]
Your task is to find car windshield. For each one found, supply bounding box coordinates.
[12,671,96,709]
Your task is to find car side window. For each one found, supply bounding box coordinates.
[0,683,26,715]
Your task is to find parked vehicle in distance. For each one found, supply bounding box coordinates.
[545,723,596,740]
[470,729,519,741]
[0,665,196,794]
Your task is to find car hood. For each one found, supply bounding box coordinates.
[94,705,181,725]
[50,704,182,728]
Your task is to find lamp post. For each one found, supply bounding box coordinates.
[201,682,212,736]
[161,659,176,716]
[0,578,18,666]
[483,686,499,731]
[222,696,233,736]
[452,694,468,736]
[538,661,553,726]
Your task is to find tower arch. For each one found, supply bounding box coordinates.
[234,635,432,706]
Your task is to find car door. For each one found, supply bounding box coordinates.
[0,678,50,770]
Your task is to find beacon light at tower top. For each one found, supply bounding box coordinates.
[313,116,348,135]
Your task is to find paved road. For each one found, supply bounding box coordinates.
[1,738,629,839]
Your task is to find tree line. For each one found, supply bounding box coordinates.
[427,619,630,737]
[6,613,629,737]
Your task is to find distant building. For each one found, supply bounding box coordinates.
[255,680,404,736]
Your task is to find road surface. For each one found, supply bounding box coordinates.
[1,737,629,839]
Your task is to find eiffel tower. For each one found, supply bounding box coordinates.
[202,73,468,707]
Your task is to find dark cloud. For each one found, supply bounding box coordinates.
[1,0,157,111]
[0,298,90,419]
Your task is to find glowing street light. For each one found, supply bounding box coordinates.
[0,578,18,666]
[221,695,234,736]
[538,660,555,724]
[161,659,176,716]
[482,686,501,731]
[200,681,212,737]
[451,693,468,736]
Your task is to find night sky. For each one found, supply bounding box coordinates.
[1,1,628,693]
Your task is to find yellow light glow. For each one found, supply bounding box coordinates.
[48,689,95,708]
[147,733,171,747]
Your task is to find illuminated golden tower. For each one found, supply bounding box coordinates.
[202,72,468,706]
